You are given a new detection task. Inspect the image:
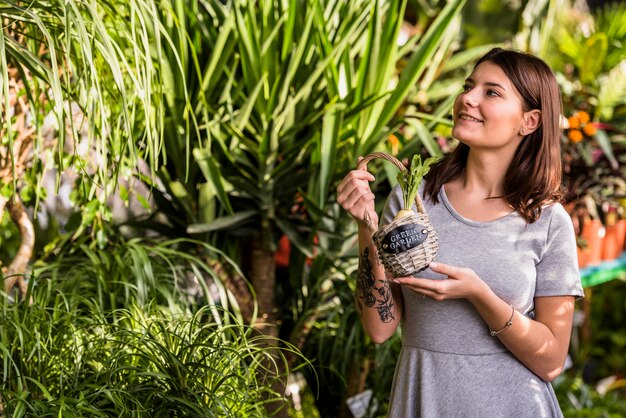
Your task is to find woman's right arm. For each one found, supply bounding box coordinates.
[337,168,403,343]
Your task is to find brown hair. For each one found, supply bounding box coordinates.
[424,48,563,223]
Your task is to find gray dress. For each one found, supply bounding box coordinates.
[381,184,584,418]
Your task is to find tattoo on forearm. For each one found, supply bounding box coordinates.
[356,247,395,323]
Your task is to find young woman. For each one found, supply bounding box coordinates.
[336,48,584,417]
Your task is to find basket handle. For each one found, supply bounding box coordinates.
[356,152,426,231]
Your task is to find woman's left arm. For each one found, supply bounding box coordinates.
[469,284,575,383]
[395,262,576,382]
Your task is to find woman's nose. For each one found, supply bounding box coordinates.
[461,90,479,107]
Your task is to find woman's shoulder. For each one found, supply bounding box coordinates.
[541,201,570,219]
[537,201,575,233]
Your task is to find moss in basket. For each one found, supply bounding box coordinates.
[394,154,441,221]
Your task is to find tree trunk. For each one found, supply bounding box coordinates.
[251,239,278,337]
[250,239,289,417]
[3,196,35,299]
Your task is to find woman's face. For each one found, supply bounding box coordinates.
[452,61,527,151]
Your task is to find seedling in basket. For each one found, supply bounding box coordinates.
[394,154,441,221]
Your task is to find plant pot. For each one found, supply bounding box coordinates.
[602,219,626,261]
[581,219,604,266]
[614,219,626,257]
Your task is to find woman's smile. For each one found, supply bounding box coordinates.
[457,112,484,124]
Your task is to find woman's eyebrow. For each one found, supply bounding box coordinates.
[484,81,506,91]
[465,77,507,91]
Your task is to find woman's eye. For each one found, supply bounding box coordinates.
[486,89,500,97]
[462,84,471,92]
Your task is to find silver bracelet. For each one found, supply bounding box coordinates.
[489,304,515,337]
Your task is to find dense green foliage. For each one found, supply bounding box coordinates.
[1,0,626,415]
[1,290,296,416]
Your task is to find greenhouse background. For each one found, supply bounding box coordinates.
[1,0,625,416]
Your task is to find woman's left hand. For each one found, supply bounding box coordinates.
[393,261,488,303]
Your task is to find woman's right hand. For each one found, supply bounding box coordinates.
[336,163,378,227]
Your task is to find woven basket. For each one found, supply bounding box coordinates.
[358,152,439,277]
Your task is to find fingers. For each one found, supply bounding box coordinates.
[393,277,436,290]
[393,263,480,302]
[337,167,376,221]
[340,192,376,223]
[393,276,443,300]
[393,276,439,289]
[339,185,375,211]
[428,261,462,278]
[337,169,375,195]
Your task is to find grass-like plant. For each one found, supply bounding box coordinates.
[0,281,303,417]
[33,228,249,322]
[0,222,287,415]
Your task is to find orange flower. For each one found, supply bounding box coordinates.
[568,115,580,129]
[568,129,583,143]
[388,134,399,154]
[577,111,590,124]
[583,123,597,136]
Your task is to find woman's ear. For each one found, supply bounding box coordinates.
[521,109,541,135]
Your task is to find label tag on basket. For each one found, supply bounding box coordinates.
[380,223,428,254]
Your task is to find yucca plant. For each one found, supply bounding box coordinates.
[126,3,465,411]
[181,0,464,336]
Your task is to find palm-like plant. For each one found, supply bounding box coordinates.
[0,1,278,414]
[0,0,163,389]
[181,0,465,335]
[0,0,179,297]
[188,1,465,415]
[131,1,465,413]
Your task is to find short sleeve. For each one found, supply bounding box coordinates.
[535,204,585,299]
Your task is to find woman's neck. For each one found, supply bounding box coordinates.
[460,150,512,199]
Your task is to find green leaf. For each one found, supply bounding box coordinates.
[579,33,608,85]
[362,0,466,154]
[594,129,618,170]
[187,210,257,233]
[319,106,341,207]
[193,148,234,215]
[596,60,626,121]
[404,118,444,158]
[397,154,441,210]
